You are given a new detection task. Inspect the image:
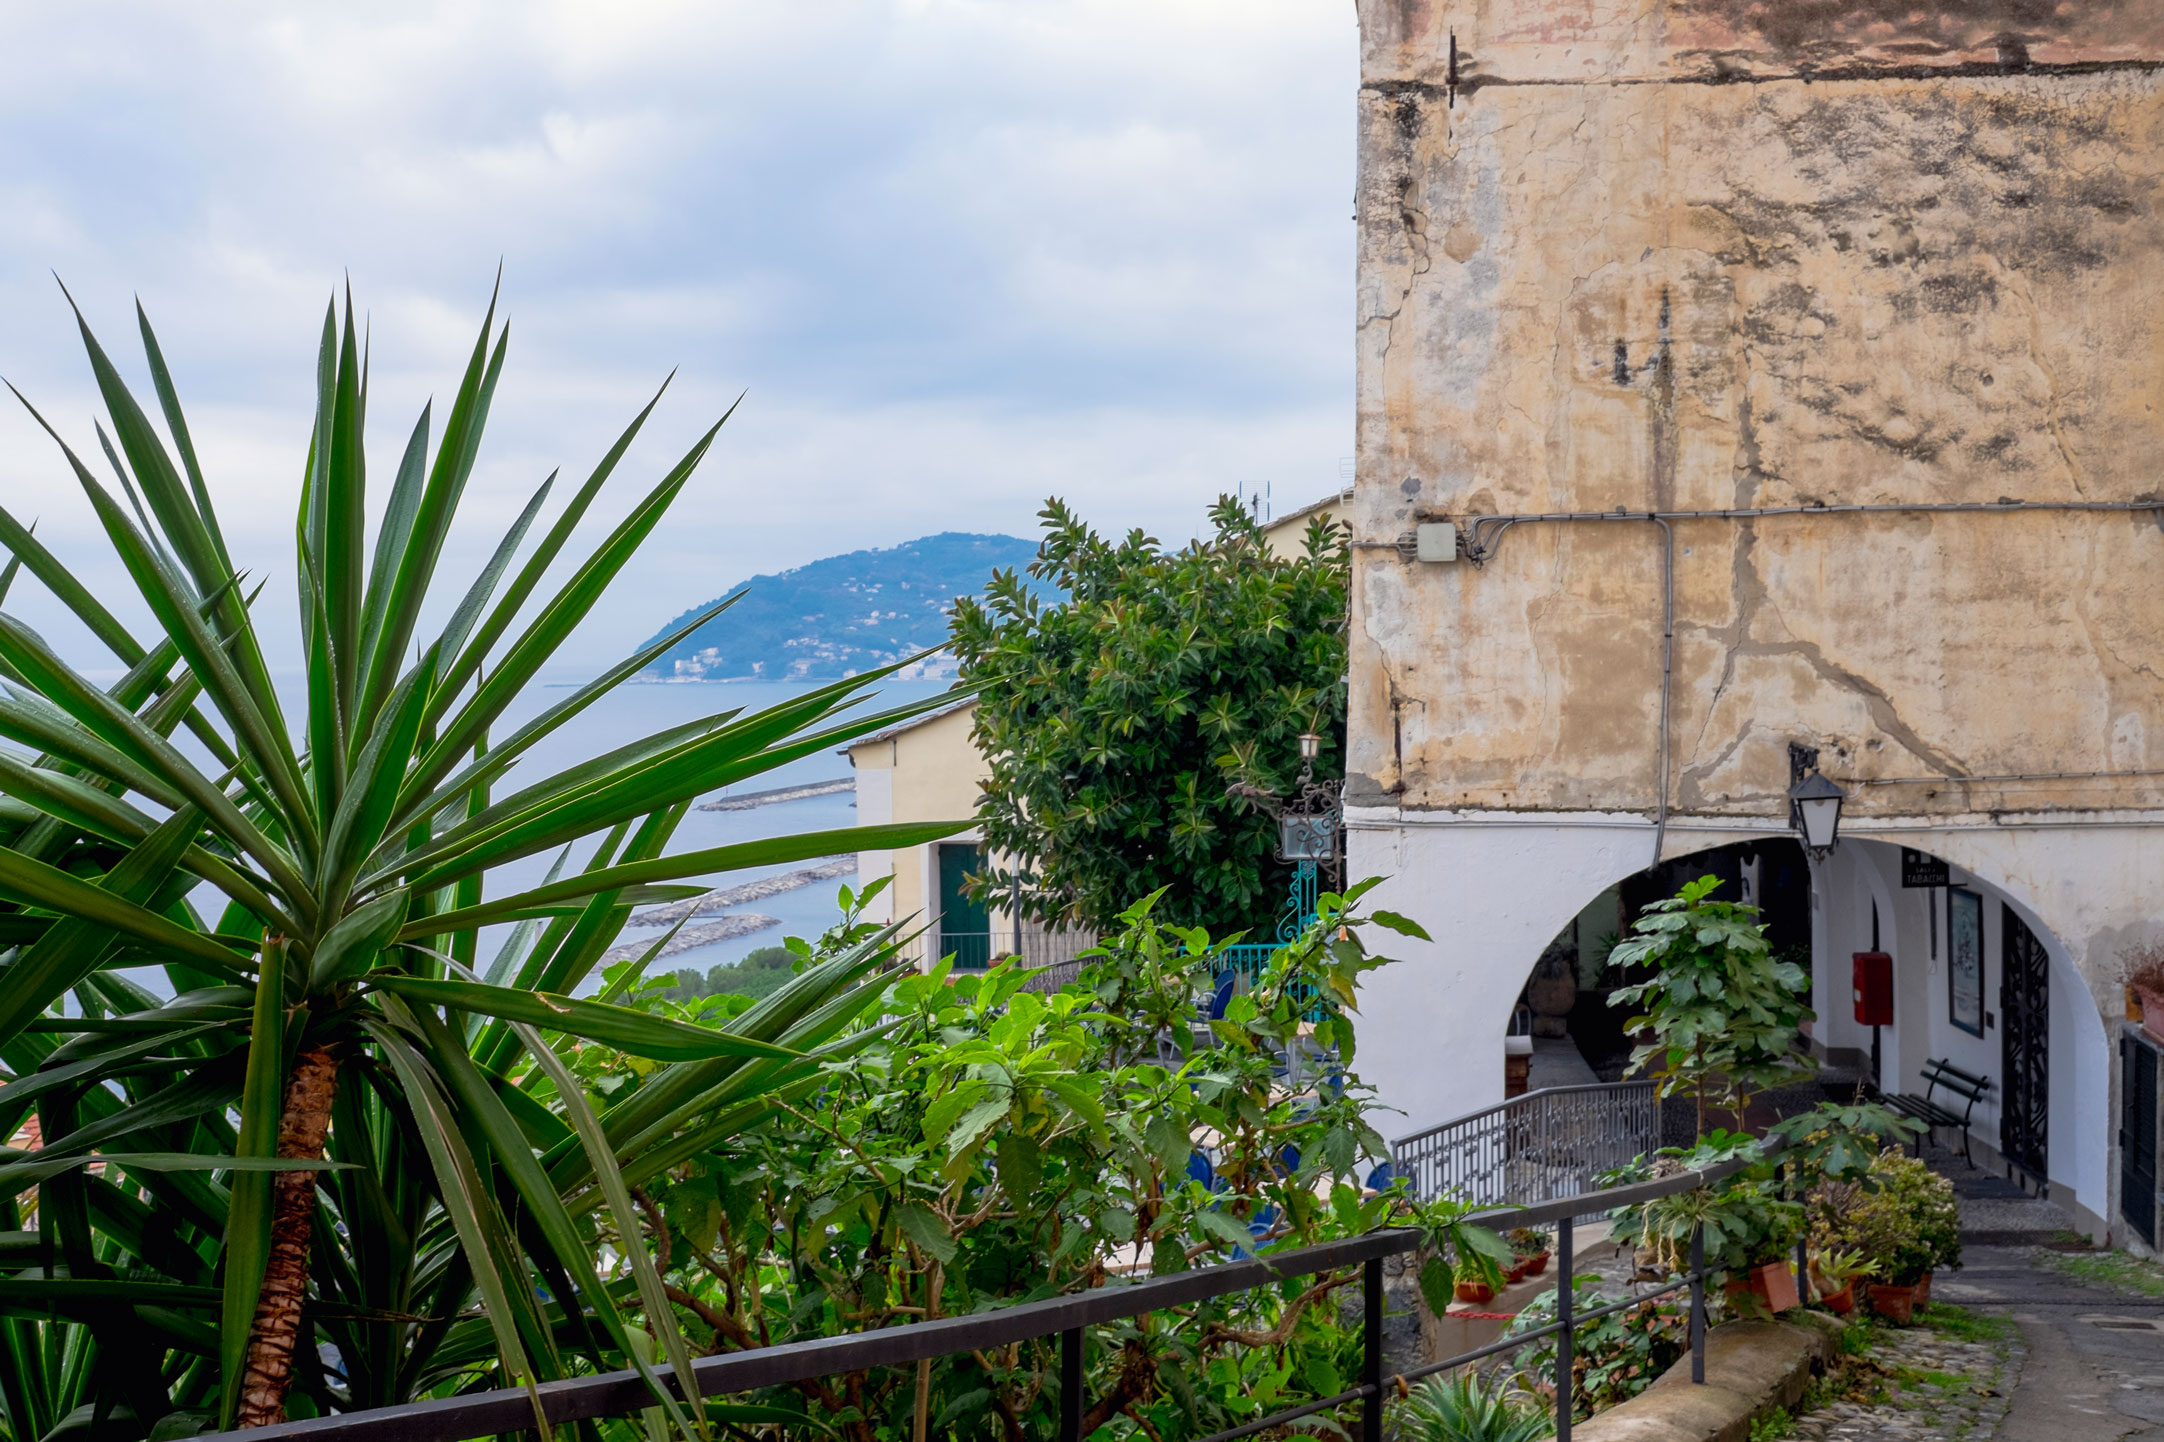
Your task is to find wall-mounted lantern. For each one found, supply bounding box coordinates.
[1277,733,1339,863]
[1788,768,1847,857]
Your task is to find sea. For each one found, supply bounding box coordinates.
[476,674,960,992]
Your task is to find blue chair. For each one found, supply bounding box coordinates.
[1209,969,1238,1021]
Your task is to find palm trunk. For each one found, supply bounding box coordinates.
[237,1044,341,1428]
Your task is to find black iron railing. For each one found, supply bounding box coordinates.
[1394,1082,1662,1209]
[209,1145,1786,1442]
[936,930,995,969]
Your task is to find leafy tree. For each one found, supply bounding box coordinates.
[947,496,1347,933]
[0,285,960,1435]
[660,942,808,1003]
[1606,875,1813,1135]
[614,881,1424,1441]
[736,944,797,972]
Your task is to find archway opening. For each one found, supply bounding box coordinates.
[1499,832,2107,1224]
[1509,838,1813,1099]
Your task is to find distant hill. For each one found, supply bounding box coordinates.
[639,532,1038,681]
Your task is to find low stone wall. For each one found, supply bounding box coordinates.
[1575,1313,1840,1442]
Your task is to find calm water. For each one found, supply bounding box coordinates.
[479,676,958,992]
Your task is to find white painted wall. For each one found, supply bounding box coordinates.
[1895,865,2002,1140]
[1350,807,2138,1230]
[1345,808,1753,1134]
[853,768,896,922]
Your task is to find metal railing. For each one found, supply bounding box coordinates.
[936,930,996,970]
[935,926,1101,977]
[1395,1082,1661,1208]
[210,1145,1787,1442]
[1217,942,1327,1023]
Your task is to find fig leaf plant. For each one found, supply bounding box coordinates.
[0,280,962,1438]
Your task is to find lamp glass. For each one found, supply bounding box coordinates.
[1796,795,1841,851]
[1279,812,1336,862]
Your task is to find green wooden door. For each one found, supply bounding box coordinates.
[938,843,991,969]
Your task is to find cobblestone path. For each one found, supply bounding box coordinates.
[1788,1319,2019,1442]
[1782,1146,2164,1440]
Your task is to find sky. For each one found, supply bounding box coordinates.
[0,1,1357,674]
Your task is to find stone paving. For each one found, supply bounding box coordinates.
[1785,1318,2020,1442]
[1776,1143,2164,1440]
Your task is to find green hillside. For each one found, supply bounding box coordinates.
[640,531,1037,681]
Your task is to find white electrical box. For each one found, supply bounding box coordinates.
[1415,522,1458,563]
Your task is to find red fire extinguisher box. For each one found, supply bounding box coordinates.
[1853,952,1893,1026]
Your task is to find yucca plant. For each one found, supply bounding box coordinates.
[1392,1372,1554,1442]
[0,281,964,1439]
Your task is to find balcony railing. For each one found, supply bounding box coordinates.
[936,925,1101,982]
[938,929,996,970]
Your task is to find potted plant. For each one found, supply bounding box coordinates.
[2126,942,2164,1043]
[1605,1132,1805,1314]
[1727,1218,1805,1316]
[1808,1247,1876,1315]
[1456,1276,1500,1305]
[1832,1150,1957,1323]
[1404,1195,1516,1312]
[1865,1277,1919,1323]
[1509,1226,1554,1276]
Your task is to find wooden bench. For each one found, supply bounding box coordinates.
[1885,1058,1992,1164]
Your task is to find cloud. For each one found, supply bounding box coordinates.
[0,0,1354,671]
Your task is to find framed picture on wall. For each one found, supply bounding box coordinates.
[1948,887,1985,1037]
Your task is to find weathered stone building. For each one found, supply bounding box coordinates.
[1347,0,2164,1239]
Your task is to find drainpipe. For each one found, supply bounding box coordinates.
[1651,517,1675,868]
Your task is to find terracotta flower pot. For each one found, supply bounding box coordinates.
[1523,1252,1550,1276]
[1818,1282,1855,1315]
[1505,1259,1530,1284]
[1741,1261,1800,1312]
[1915,1271,1933,1308]
[1454,1279,1496,1305]
[1867,1283,1917,1324]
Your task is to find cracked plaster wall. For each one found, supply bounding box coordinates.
[1349,3,2164,829]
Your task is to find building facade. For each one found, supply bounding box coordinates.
[846,700,1002,968]
[1346,0,2164,1239]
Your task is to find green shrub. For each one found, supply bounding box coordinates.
[614,880,1427,1440]
[655,944,804,1002]
[1393,1371,1555,1442]
[1507,1276,1688,1417]
[948,496,1348,933]
[1811,1149,1960,1284]
[1606,874,1812,1135]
